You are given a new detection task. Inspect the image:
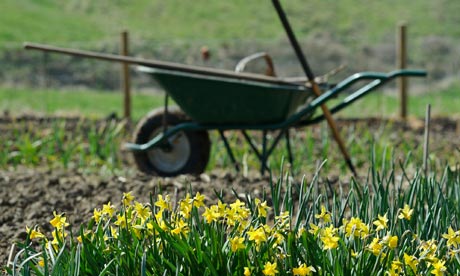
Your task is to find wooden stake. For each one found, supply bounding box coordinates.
[121,31,131,123]
[423,104,431,176]
[397,23,408,119]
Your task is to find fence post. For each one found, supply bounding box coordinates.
[121,30,131,124]
[397,23,408,119]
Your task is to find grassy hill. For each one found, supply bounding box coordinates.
[1,0,459,48]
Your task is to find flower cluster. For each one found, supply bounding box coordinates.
[24,193,457,275]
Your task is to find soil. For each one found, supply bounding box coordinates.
[1,115,459,268]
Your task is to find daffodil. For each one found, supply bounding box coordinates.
[373,213,388,231]
[171,219,188,236]
[387,260,403,276]
[230,236,245,252]
[308,223,320,235]
[193,192,206,208]
[404,253,419,274]
[155,194,171,211]
[114,214,128,228]
[93,208,103,222]
[38,257,45,267]
[320,225,340,250]
[442,226,460,248]
[202,205,220,223]
[26,226,45,240]
[247,226,267,245]
[342,217,369,238]
[398,204,413,221]
[383,234,398,249]
[134,201,151,222]
[102,202,116,217]
[431,259,447,276]
[179,194,193,219]
[255,198,271,218]
[368,237,384,256]
[315,205,332,224]
[262,261,278,276]
[50,211,69,229]
[122,192,134,206]
[292,263,316,276]
[244,267,251,276]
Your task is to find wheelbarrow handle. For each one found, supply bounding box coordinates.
[297,69,427,126]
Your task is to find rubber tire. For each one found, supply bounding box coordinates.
[132,107,210,176]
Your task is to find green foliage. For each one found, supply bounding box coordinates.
[6,158,460,275]
[0,119,126,172]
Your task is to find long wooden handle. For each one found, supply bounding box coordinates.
[272,0,357,176]
[24,42,296,86]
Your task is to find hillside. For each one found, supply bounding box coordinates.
[1,0,459,46]
[1,0,458,89]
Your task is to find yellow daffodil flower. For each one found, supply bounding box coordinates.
[398,204,413,221]
[442,226,460,248]
[247,227,267,245]
[383,234,398,249]
[262,261,278,276]
[292,263,316,276]
[255,198,271,218]
[134,201,151,222]
[342,217,369,239]
[102,202,116,217]
[373,213,388,231]
[244,267,251,276]
[230,236,245,252]
[122,192,134,206]
[155,194,171,211]
[320,225,340,250]
[193,192,206,208]
[49,211,69,230]
[388,260,403,276]
[308,223,320,235]
[404,253,419,273]
[368,237,384,256]
[315,205,332,224]
[93,208,103,222]
[203,206,220,223]
[431,259,447,276]
[26,226,46,240]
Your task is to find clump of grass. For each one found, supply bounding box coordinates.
[5,157,460,275]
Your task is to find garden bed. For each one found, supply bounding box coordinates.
[1,115,459,269]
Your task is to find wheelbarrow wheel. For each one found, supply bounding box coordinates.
[132,106,211,176]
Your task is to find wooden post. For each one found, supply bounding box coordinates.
[423,104,431,176]
[121,31,131,123]
[397,23,408,119]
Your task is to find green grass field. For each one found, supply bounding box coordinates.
[2,0,459,49]
[1,83,459,121]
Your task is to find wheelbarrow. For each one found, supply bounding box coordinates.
[125,63,425,176]
[23,0,427,176]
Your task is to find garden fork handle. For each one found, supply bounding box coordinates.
[272,0,357,177]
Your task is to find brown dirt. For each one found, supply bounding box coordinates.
[1,116,459,268]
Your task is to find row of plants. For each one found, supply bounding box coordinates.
[2,117,447,178]
[0,119,125,173]
[5,154,460,275]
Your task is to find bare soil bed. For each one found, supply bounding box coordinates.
[1,116,459,267]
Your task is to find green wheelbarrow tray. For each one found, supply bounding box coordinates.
[125,68,426,175]
[138,66,316,125]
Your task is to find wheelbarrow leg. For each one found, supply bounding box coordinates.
[218,130,240,172]
[261,130,268,175]
[241,130,270,174]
